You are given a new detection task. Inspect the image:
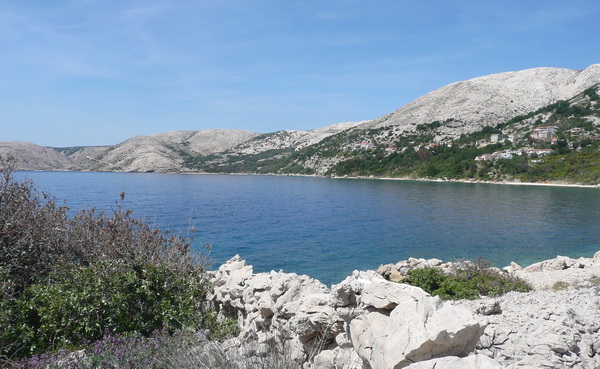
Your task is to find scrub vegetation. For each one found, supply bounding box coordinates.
[0,156,238,366]
[405,258,532,300]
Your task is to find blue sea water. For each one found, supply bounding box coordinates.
[15,171,600,285]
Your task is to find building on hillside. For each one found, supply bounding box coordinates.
[475,154,493,162]
[385,146,398,153]
[492,150,514,160]
[524,148,554,157]
[357,142,375,150]
[490,133,504,143]
[531,126,558,140]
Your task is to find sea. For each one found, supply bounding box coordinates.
[14,171,600,285]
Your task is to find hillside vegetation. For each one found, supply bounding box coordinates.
[199,85,600,184]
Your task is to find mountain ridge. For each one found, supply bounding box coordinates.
[2,64,600,181]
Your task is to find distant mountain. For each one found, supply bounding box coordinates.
[233,121,365,155]
[64,129,259,172]
[2,64,600,181]
[364,64,600,135]
[0,141,74,171]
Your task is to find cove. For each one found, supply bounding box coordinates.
[16,171,600,285]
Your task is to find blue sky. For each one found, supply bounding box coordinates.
[1,0,599,147]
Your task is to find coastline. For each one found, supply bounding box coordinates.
[294,172,600,189]
[373,176,600,189]
[17,168,600,189]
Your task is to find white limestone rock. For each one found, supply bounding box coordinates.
[362,64,600,138]
[405,354,503,369]
[211,258,487,369]
[339,272,484,369]
[455,288,600,369]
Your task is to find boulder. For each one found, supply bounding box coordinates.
[360,274,430,310]
[522,255,571,272]
[405,354,503,369]
[340,273,485,369]
[212,258,486,369]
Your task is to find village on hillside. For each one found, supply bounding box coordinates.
[355,121,600,167]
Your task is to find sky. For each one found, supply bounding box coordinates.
[1,0,599,147]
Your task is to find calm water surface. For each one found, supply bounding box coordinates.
[16,172,600,285]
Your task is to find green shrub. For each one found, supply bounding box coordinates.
[0,261,213,357]
[588,275,600,285]
[0,156,236,361]
[1,156,202,302]
[405,261,532,300]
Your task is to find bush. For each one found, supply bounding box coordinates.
[14,329,298,369]
[1,156,202,302]
[12,333,162,369]
[552,281,569,291]
[0,156,234,361]
[1,261,213,357]
[405,259,532,300]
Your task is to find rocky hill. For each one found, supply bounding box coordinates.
[233,121,365,155]
[64,129,259,172]
[3,64,600,177]
[0,141,75,171]
[363,64,600,136]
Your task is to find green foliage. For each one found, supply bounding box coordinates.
[552,281,569,291]
[0,261,211,357]
[583,86,599,101]
[1,155,201,304]
[416,120,441,131]
[519,152,600,184]
[405,261,532,300]
[202,311,240,342]
[0,157,237,362]
[588,275,600,285]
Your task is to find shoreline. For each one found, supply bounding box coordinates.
[288,172,600,189]
[371,176,600,189]
[17,168,600,189]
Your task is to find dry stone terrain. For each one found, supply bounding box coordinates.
[363,64,600,136]
[210,252,600,368]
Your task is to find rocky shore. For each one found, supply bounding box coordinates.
[209,252,600,369]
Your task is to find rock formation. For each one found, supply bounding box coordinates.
[209,252,600,368]
[210,256,486,368]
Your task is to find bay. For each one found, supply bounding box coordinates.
[15,171,600,285]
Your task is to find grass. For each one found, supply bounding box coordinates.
[552,281,569,291]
